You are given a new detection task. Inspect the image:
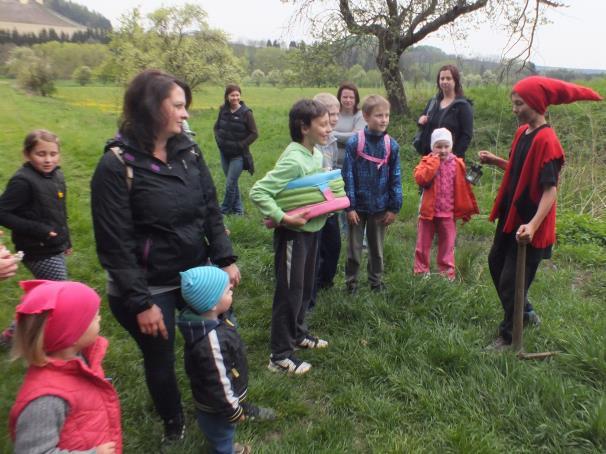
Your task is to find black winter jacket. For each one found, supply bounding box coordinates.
[0,163,70,258]
[419,95,474,158]
[178,311,248,422]
[213,102,258,160]
[90,134,235,314]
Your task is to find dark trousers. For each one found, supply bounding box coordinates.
[271,228,318,360]
[488,227,544,343]
[109,289,184,422]
[309,215,341,309]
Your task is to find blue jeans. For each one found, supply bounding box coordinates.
[196,410,236,454]
[220,154,244,215]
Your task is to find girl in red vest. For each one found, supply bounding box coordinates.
[9,280,122,454]
[413,128,478,280]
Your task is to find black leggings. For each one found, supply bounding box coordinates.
[109,289,184,422]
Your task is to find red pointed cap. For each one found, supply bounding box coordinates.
[513,76,602,114]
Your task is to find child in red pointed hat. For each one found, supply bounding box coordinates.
[478,76,602,351]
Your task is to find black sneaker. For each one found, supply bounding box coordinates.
[524,310,541,327]
[346,283,357,295]
[241,402,277,421]
[161,412,185,444]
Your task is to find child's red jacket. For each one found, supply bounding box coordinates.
[414,155,479,222]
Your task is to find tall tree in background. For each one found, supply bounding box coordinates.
[109,4,244,89]
[290,0,563,115]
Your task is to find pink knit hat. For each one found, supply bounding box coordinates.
[513,76,602,115]
[16,280,100,353]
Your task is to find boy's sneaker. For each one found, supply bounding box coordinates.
[268,355,311,375]
[483,336,511,352]
[296,335,328,350]
[161,412,185,444]
[241,402,276,421]
[234,443,251,454]
[524,310,541,327]
[370,282,387,293]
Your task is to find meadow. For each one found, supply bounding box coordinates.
[0,78,605,453]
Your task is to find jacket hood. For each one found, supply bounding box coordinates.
[105,132,197,156]
[177,309,221,345]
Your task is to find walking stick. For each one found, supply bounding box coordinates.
[511,241,558,360]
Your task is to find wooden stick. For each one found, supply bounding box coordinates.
[512,242,526,353]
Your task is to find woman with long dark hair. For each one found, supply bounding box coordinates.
[416,64,473,159]
[214,84,258,215]
[334,81,366,168]
[91,69,240,444]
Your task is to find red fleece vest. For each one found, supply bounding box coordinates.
[9,337,122,453]
[489,125,564,248]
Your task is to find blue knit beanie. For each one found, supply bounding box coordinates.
[180,266,229,313]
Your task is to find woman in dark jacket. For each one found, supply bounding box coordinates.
[90,69,240,444]
[213,84,258,215]
[417,64,473,159]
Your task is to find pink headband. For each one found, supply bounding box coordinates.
[16,280,100,353]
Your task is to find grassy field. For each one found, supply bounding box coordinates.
[0,78,605,453]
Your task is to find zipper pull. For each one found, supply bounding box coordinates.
[182,159,188,170]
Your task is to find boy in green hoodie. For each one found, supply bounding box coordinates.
[250,100,331,375]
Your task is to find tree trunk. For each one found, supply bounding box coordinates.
[376,39,408,116]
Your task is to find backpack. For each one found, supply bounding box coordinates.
[356,130,391,169]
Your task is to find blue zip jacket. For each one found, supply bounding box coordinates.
[342,127,403,214]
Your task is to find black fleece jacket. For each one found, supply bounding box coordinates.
[0,163,70,258]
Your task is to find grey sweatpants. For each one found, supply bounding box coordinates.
[345,212,386,287]
[270,228,318,360]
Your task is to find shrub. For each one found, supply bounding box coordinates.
[73,65,92,86]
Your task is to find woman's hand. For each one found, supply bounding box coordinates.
[64,248,73,256]
[137,305,168,339]
[95,442,116,454]
[222,263,241,287]
[418,115,428,126]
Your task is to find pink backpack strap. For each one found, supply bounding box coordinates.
[356,130,391,169]
[356,129,365,155]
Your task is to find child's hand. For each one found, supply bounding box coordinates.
[382,211,396,226]
[95,441,116,454]
[282,211,309,228]
[516,223,536,245]
[478,150,496,165]
[238,414,246,423]
[64,248,73,256]
[0,246,18,280]
[347,210,360,225]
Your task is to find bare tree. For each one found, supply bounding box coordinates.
[289,0,564,115]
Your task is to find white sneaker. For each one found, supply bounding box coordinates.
[268,356,311,375]
[296,335,328,349]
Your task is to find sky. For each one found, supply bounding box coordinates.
[80,0,606,71]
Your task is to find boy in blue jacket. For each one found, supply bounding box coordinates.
[342,95,403,293]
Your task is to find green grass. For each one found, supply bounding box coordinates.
[1,79,605,453]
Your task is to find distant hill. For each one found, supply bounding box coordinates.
[46,0,111,31]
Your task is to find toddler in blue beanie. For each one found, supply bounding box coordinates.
[177,266,275,454]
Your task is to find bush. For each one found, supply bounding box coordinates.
[17,57,56,96]
[73,65,92,86]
